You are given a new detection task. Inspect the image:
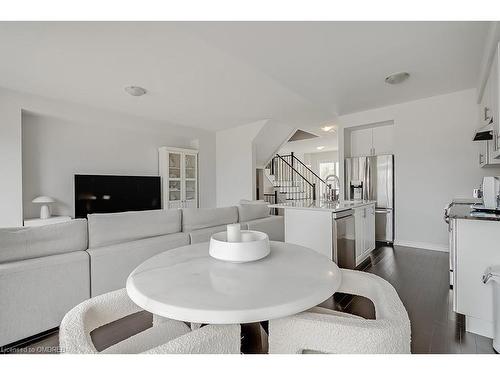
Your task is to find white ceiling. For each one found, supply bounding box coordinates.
[0,21,489,131]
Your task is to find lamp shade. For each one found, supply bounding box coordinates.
[32,196,55,204]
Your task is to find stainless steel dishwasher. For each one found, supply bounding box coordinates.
[332,209,357,269]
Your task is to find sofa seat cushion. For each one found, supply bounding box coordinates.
[87,232,190,296]
[188,225,227,244]
[182,207,238,232]
[0,219,88,264]
[238,204,269,222]
[88,209,182,248]
[241,216,284,242]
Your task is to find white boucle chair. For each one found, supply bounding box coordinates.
[268,269,411,354]
[59,289,241,354]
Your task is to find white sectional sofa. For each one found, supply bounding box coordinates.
[0,204,283,348]
[0,220,90,347]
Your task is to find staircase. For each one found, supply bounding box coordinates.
[264,153,328,204]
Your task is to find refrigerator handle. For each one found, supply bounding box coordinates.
[364,157,370,201]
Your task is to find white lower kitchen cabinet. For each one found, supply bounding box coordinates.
[453,218,500,338]
[272,201,376,268]
[354,203,376,266]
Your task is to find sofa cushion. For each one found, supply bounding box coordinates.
[87,232,190,296]
[238,204,269,222]
[0,219,88,264]
[188,225,227,244]
[242,215,284,242]
[182,207,238,232]
[88,209,181,248]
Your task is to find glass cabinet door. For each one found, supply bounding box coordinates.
[168,180,181,202]
[184,154,196,179]
[185,180,196,201]
[168,152,181,178]
[168,152,181,206]
[184,154,197,206]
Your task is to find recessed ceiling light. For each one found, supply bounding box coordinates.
[316,146,325,150]
[125,86,147,96]
[385,72,410,85]
[321,125,335,132]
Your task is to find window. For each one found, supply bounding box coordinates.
[319,162,339,180]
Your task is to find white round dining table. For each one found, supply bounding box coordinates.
[126,241,342,324]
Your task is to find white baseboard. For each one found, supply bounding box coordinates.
[466,316,493,338]
[393,240,449,252]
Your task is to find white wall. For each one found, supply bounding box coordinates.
[0,87,216,226]
[339,89,500,251]
[216,120,266,207]
[0,92,22,227]
[303,150,339,176]
[253,120,295,168]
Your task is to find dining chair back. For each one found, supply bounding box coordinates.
[268,269,411,354]
[60,288,241,354]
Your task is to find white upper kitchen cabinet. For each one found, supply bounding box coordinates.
[159,147,198,209]
[372,124,394,155]
[477,42,500,164]
[350,127,373,157]
[488,43,500,159]
[350,124,394,157]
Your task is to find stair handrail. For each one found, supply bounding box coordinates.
[280,153,327,185]
[273,154,315,189]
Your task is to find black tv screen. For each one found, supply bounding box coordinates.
[74,174,161,218]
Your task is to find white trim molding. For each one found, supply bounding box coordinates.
[394,240,448,253]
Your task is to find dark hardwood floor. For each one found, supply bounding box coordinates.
[4,244,496,354]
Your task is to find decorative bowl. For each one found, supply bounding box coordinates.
[209,230,270,263]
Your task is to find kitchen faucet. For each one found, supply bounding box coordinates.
[324,174,340,202]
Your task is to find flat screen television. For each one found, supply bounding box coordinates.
[74,174,161,218]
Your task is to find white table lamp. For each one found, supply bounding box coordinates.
[32,196,55,219]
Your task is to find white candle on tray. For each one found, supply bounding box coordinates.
[226,223,242,243]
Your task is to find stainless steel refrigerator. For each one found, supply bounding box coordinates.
[345,155,394,243]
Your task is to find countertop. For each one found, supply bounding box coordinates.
[448,199,500,221]
[268,199,376,213]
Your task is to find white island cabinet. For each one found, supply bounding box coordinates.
[269,200,376,268]
[354,204,376,266]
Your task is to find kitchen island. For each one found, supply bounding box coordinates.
[269,200,376,268]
